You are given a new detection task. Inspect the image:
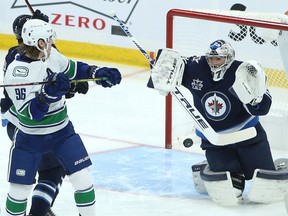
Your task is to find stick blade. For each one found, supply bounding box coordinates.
[211,127,257,146]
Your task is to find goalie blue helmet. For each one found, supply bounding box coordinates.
[205,39,235,81]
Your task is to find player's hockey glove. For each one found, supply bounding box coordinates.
[32,9,49,22]
[38,69,70,104]
[89,66,122,88]
[65,82,89,99]
[1,91,13,127]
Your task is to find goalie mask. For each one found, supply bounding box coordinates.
[205,40,235,81]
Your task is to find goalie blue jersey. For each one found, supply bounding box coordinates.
[181,56,272,136]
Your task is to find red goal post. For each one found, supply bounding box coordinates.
[165,8,288,149]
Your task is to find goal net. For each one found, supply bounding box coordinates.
[165,8,288,149]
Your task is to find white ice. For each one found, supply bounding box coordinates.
[0,51,287,215]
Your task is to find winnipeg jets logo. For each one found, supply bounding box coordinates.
[201,91,231,121]
[191,79,203,90]
[208,96,223,114]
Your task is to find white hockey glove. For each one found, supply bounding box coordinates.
[150,48,184,95]
[230,60,267,106]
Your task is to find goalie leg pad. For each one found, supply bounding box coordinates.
[191,161,208,194]
[200,164,242,206]
[248,158,288,203]
[151,48,184,93]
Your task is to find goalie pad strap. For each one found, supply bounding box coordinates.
[230,172,245,192]
[256,169,288,180]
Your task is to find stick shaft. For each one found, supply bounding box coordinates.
[111,13,154,67]
[24,0,35,14]
[0,77,106,88]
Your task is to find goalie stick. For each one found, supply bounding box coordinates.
[0,77,107,88]
[111,12,257,146]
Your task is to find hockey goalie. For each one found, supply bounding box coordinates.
[147,39,288,205]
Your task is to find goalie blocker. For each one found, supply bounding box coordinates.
[191,158,288,205]
[148,48,184,95]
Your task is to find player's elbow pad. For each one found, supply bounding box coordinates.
[29,97,49,120]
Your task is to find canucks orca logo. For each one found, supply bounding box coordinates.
[13,66,29,77]
[201,91,231,121]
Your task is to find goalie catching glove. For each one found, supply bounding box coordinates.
[229,60,267,106]
[149,48,185,95]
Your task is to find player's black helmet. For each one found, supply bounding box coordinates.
[12,14,32,40]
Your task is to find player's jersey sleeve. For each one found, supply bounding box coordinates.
[244,90,272,115]
[48,47,92,80]
[1,46,19,115]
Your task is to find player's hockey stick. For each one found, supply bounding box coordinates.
[111,12,257,145]
[24,0,35,14]
[0,77,107,88]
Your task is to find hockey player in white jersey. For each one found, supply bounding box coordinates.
[1,11,81,216]
[4,19,121,216]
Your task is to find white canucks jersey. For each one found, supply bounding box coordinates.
[4,47,78,135]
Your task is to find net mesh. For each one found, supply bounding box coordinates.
[167,9,288,147]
